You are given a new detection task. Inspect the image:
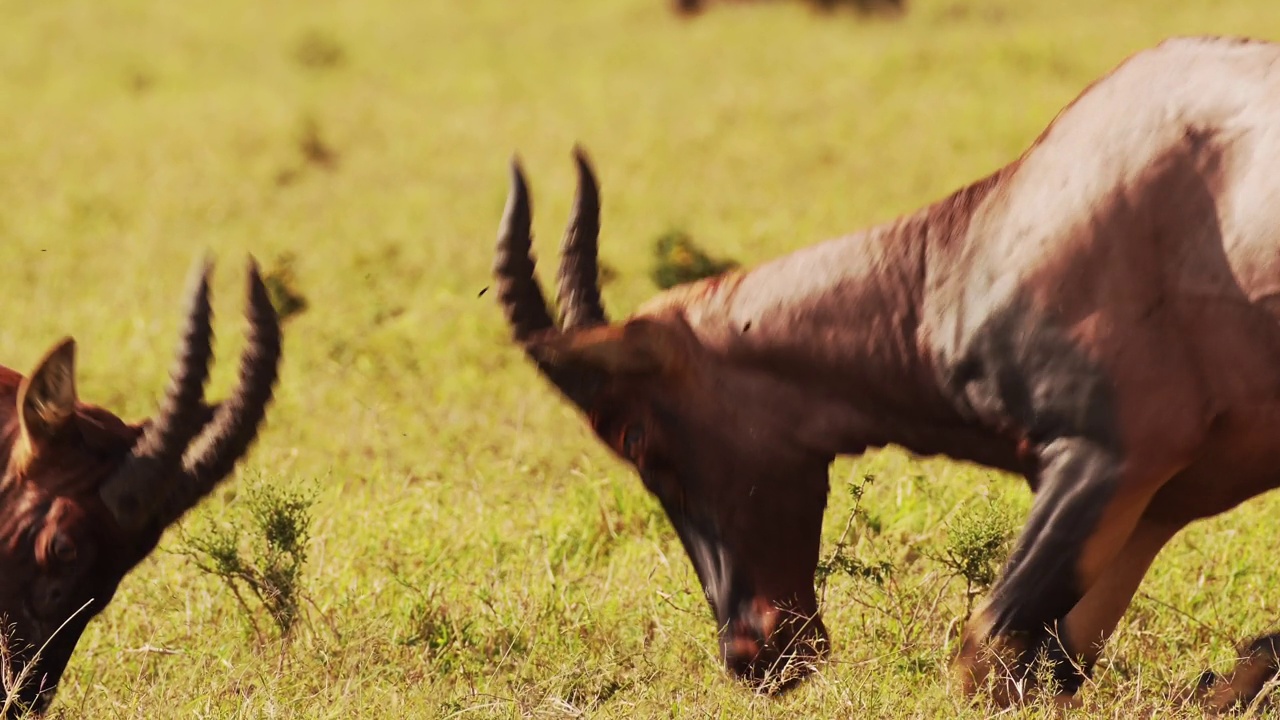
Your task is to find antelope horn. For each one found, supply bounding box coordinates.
[556,146,608,330]
[157,257,282,527]
[494,157,557,342]
[101,259,215,530]
[493,153,614,407]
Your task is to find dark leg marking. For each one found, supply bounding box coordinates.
[976,437,1121,695]
[986,438,1120,635]
[941,299,1123,697]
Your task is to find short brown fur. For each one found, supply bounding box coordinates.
[0,262,281,717]
[494,37,1280,706]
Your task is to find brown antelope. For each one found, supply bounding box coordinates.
[493,36,1280,709]
[0,259,280,717]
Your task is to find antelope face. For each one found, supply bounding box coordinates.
[0,260,281,716]
[493,151,831,690]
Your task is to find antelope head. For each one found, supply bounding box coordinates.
[494,150,831,691]
[0,259,281,716]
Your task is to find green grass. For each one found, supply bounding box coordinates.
[3,0,1280,716]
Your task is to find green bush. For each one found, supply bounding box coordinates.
[938,498,1017,613]
[261,252,310,324]
[649,230,740,290]
[181,480,316,642]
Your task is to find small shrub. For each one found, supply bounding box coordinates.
[937,498,1016,613]
[262,252,309,323]
[125,67,154,95]
[293,30,346,71]
[297,116,338,170]
[673,0,906,17]
[816,475,893,597]
[275,116,338,186]
[182,480,316,641]
[598,259,619,287]
[649,230,739,290]
[804,0,906,14]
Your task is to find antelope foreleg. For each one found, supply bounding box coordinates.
[955,437,1150,704]
[1059,517,1179,670]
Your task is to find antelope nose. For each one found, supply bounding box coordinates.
[720,605,829,691]
[723,630,767,680]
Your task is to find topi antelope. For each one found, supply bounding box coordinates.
[493,36,1280,708]
[0,259,280,716]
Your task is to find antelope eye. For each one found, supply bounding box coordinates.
[51,532,77,564]
[621,425,645,459]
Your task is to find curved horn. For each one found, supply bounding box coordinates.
[556,146,607,330]
[101,259,215,530]
[493,152,613,408]
[494,158,556,343]
[157,257,282,527]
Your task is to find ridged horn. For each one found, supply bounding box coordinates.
[158,257,282,527]
[100,259,216,530]
[493,152,615,407]
[493,158,556,343]
[556,146,607,330]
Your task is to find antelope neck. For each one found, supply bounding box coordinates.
[649,174,1025,473]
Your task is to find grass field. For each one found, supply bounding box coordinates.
[5,0,1280,717]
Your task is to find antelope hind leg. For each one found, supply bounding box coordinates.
[1195,635,1280,713]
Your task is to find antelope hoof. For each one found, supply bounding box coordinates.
[954,630,1032,707]
[1193,635,1280,713]
[722,615,829,695]
[953,625,1087,708]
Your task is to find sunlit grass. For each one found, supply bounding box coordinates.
[2,0,1280,716]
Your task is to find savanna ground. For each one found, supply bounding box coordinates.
[3,0,1280,717]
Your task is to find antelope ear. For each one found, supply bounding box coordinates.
[528,319,685,377]
[18,337,79,443]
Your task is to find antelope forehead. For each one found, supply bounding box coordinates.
[0,491,47,550]
[73,406,141,448]
[16,435,130,499]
